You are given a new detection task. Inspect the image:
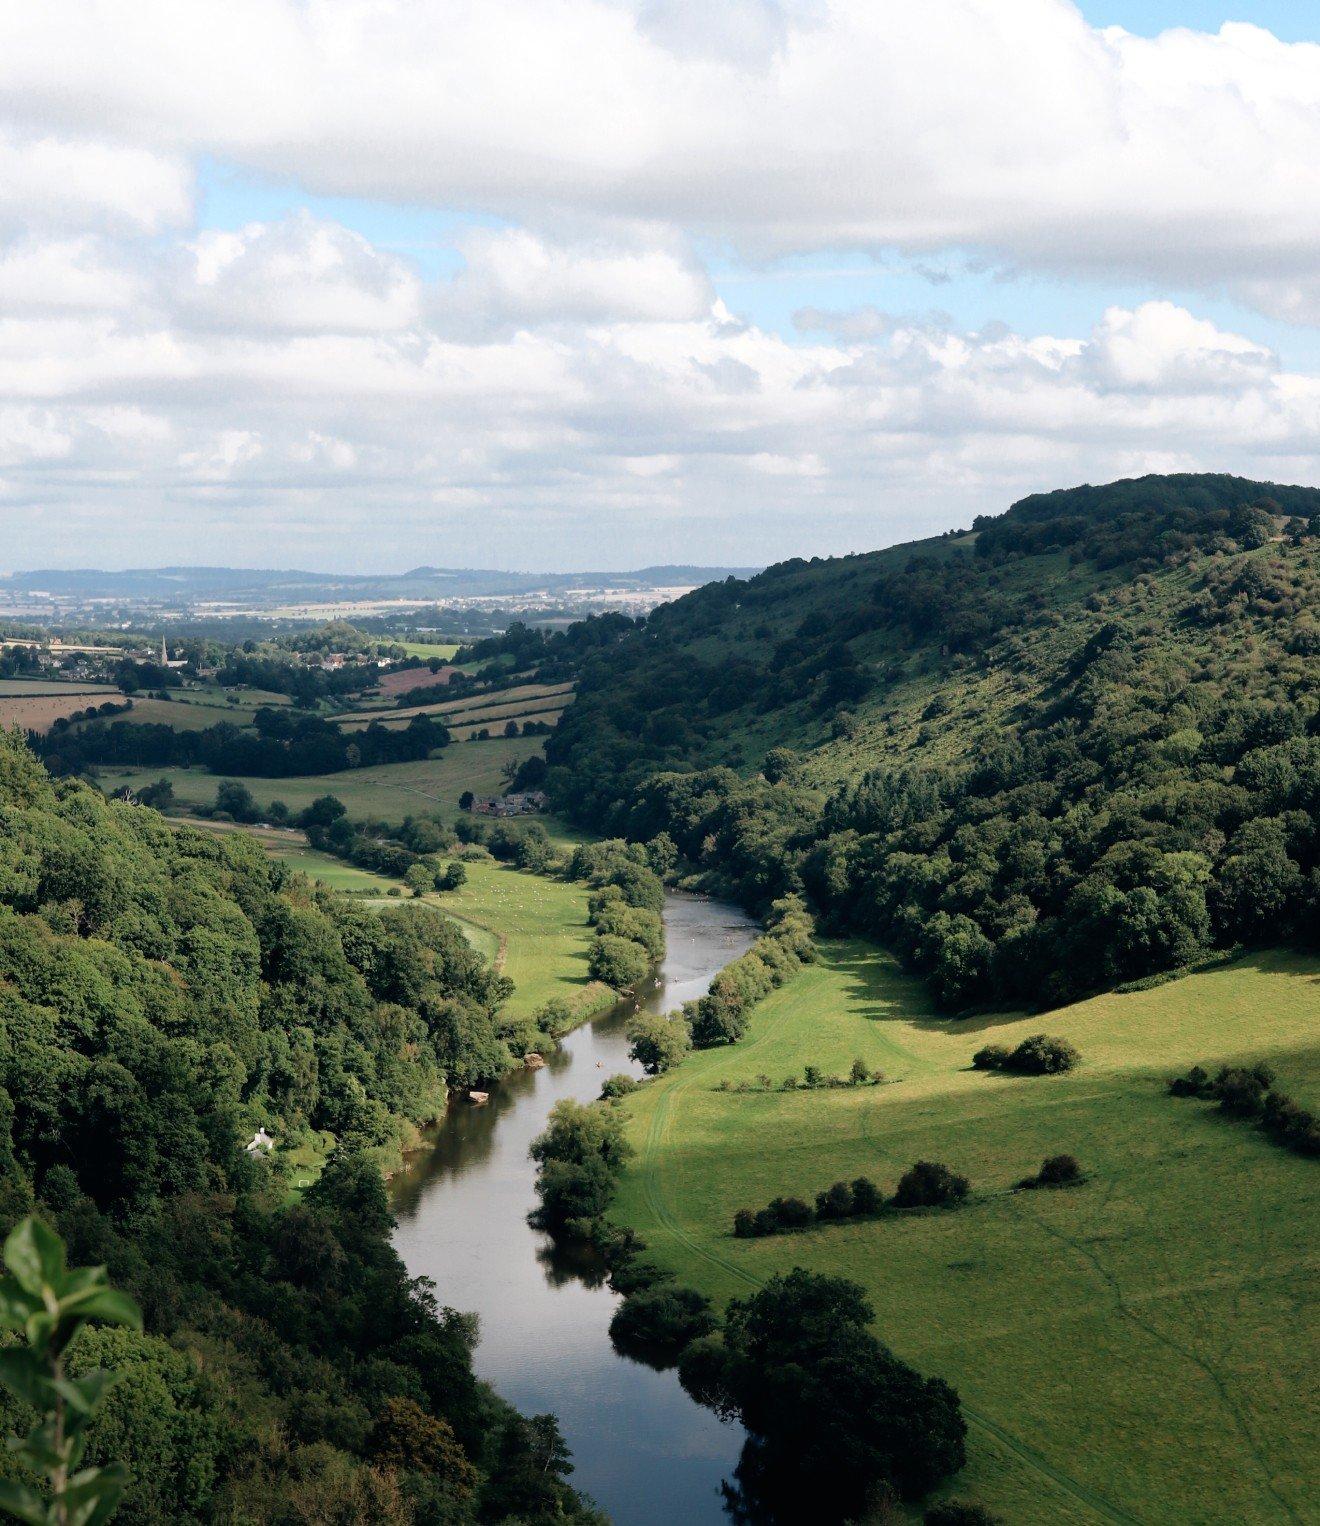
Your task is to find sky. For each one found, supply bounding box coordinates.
[6,2,1320,572]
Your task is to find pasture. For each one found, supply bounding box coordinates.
[612,941,1320,1524]
[0,695,116,733]
[94,737,543,826]
[398,641,460,660]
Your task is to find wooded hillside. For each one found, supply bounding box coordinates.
[549,474,1320,1008]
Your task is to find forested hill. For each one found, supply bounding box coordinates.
[0,733,600,1523]
[548,473,1320,1009]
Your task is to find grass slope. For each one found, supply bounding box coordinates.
[612,941,1320,1524]
[94,738,541,825]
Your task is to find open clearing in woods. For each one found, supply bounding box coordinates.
[612,939,1320,1525]
[263,841,611,1022]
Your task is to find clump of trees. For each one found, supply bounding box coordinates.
[626,1012,691,1074]
[973,1034,1080,1076]
[678,1269,966,1518]
[43,706,449,778]
[893,1160,971,1210]
[733,1163,964,1236]
[1168,1063,1320,1158]
[607,1284,717,1366]
[567,840,668,994]
[529,1099,632,1237]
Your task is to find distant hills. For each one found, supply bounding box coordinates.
[1,564,760,606]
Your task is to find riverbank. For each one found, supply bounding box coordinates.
[611,938,1320,1524]
[391,893,760,1525]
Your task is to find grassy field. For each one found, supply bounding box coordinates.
[612,940,1320,1524]
[264,842,611,1022]
[399,641,460,660]
[95,738,543,825]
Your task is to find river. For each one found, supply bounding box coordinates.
[391,892,760,1524]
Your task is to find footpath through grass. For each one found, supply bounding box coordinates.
[613,940,1320,1524]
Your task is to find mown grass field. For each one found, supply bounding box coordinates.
[95,738,542,825]
[612,940,1320,1524]
[265,842,611,1022]
[399,641,459,660]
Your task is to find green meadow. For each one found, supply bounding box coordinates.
[95,737,543,825]
[266,843,611,1023]
[612,941,1320,1524]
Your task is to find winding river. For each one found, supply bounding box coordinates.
[391,892,759,1524]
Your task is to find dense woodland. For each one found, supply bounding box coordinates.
[548,475,1320,1008]
[38,708,450,779]
[0,732,601,1523]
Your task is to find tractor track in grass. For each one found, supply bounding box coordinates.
[634,1007,1141,1526]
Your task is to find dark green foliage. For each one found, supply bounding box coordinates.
[0,733,598,1522]
[598,1073,639,1101]
[688,896,815,1049]
[0,1216,142,1526]
[976,1035,1080,1076]
[608,1285,716,1365]
[42,707,450,779]
[925,1503,1003,1525]
[1168,1063,1320,1159]
[545,475,1320,1011]
[588,933,650,991]
[893,1162,970,1210]
[1017,1154,1083,1190]
[530,1099,633,1237]
[626,1013,690,1075]
[685,1269,966,1516]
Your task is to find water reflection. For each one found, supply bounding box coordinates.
[391,894,759,1525]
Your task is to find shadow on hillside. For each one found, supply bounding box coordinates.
[823,938,1320,1045]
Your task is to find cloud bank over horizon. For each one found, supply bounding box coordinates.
[5,0,1320,570]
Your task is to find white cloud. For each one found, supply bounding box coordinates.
[437,227,713,331]
[6,2,1320,297]
[1,197,1318,568]
[0,132,189,236]
[180,214,423,334]
[5,3,1320,565]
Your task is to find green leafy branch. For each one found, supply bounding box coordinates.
[0,1217,141,1526]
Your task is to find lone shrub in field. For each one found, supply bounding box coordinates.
[976,1035,1080,1076]
[893,1161,970,1210]
[1007,1034,1080,1075]
[1017,1154,1083,1190]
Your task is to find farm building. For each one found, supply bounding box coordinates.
[470,790,548,817]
